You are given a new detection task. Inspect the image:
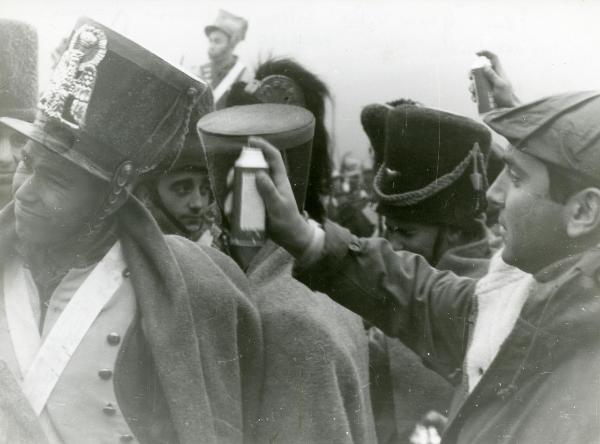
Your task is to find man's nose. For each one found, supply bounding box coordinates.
[486,168,508,209]
[188,188,207,210]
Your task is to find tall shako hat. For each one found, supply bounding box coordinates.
[226,57,332,221]
[197,104,315,214]
[0,17,208,185]
[0,19,38,122]
[205,9,248,45]
[374,105,492,227]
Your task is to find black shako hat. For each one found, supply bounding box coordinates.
[197,104,315,214]
[0,17,209,186]
[0,19,38,122]
[374,105,492,228]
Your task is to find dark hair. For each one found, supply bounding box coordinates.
[546,162,600,204]
[386,98,421,107]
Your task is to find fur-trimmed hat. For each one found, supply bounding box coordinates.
[374,105,492,228]
[361,99,421,170]
[0,20,38,122]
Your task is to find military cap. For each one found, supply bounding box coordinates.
[0,19,38,122]
[484,91,600,182]
[197,104,315,212]
[0,17,209,186]
[205,9,248,45]
[374,105,491,227]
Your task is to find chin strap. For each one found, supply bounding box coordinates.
[78,160,135,243]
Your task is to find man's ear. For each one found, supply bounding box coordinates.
[133,183,153,207]
[565,188,600,238]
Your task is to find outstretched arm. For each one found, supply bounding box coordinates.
[254,136,476,374]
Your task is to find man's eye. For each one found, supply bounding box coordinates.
[20,153,33,171]
[507,168,520,184]
[173,184,192,196]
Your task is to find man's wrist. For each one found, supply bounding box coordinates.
[296,221,325,267]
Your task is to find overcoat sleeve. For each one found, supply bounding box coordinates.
[294,220,477,377]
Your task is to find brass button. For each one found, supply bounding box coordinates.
[119,434,134,442]
[107,333,121,346]
[98,369,113,380]
[102,402,117,416]
[122,269,131,278]
[348,241,362,253]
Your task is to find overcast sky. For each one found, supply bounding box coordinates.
[4,0,600,166]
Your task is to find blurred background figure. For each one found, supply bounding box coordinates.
[197,9,252,109]
[0,19,38,209]
[326,152,376,237]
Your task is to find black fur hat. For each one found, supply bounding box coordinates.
[374,105,491,228]
[226,57,332,221]
[361,98,421,170]
[0,20,38,122]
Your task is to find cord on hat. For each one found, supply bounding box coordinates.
[373,142,488,207]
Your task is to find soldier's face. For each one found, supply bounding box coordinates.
[13,141,108,246]
[487,147,567,273]
[156,170,212,235]
[384,218,440,263]
[207,30,232,60]
[0,128,28,208]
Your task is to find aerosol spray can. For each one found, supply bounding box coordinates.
[470,57,496,113]
[230,146,269,247]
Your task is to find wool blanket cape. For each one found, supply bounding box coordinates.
[244,242,376,444]
[0,198,263,444]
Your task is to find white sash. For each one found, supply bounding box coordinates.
[3,242,125,415]
[212,59,246,103]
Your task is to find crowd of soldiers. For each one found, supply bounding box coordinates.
[1,8,600,444]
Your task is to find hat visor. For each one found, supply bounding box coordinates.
[0,117,111,182]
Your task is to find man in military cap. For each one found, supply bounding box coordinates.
[0,19,38,209]
[197,101,376,444]
[361,101,495,443]
[367,104,493,273]
[0,18,262,443]
[135,94,218,245]
[198,9,251,109]
[250,82,600,442]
